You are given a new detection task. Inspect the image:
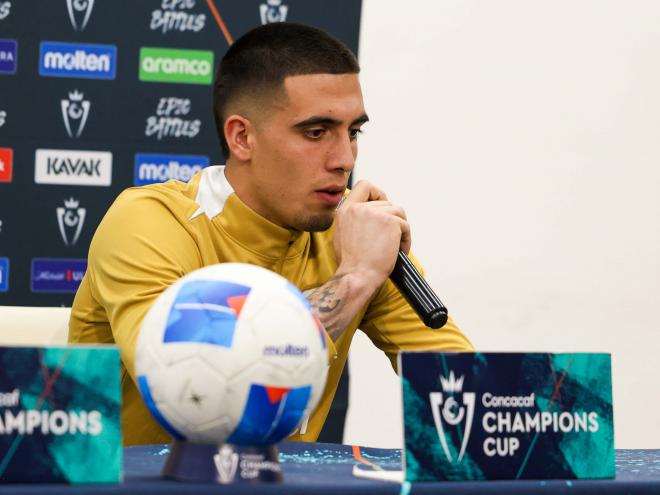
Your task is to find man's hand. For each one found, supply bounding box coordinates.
[333,180,410,292]
[307,181,411,341]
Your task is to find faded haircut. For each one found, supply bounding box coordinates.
[213,22,360,159]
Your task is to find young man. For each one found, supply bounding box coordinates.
[69,23,473,446]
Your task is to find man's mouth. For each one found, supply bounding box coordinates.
[315,186,345,205]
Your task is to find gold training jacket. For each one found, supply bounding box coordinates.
[68,166,473,446]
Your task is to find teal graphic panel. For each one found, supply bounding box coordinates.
[0,346,121,483]
[400,352,614,481]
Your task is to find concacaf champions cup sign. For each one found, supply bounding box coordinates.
[399,352,615,481]
[0,0,362,306]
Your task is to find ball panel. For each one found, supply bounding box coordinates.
[137,375,185,441]
[226,383,311,445]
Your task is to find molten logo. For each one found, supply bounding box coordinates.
[134,153,208,186]
[429,371,476,463]
[39,41,117,80]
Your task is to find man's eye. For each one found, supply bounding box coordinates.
[349,128,363,140]
[305,128,325,139]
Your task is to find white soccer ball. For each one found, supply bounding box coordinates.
[135,263,328,445]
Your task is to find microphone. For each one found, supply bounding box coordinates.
[336,194,448,329]
[389,250,449,329]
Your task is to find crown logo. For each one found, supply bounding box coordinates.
[64,197,79,209]
[440,371,464,393]
[68,90,84,102]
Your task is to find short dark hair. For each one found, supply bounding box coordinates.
[213,22,360,159]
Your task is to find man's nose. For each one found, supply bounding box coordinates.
[328,133,356,174]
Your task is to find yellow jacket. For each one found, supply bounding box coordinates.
[69,166,473,445]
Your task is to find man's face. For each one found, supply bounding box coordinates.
[243,73,368,232]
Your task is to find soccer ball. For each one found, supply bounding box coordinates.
[135,263,328,445]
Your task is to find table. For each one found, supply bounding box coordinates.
[1,443,659,494]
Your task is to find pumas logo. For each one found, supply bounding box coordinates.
[61,90,91,138]
[57,197,86,247]
[31,258,87,293]
[39,41,117,80]
[134,153,209,186]
[0,2,11,21]
[0,258,8,292]
[35,149,112,186]
[145,97,201,140]
[0,39,17,74]
[66,0,95,31]
[260,0,288,24]
[150,0,206,34]
[429,371,476,463]
[214,445,239,483]
[0,147,13,182]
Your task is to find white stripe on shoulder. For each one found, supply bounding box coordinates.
[189,166,234,220]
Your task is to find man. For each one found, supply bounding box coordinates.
[69,22,473,446]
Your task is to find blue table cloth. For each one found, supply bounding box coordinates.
[1,443,659,494]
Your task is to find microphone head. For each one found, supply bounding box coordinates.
[425,309,448,329]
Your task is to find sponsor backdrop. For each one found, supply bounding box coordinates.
[0,0,362,306]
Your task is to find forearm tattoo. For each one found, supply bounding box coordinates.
[306,274,346,340]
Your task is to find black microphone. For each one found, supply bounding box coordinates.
[389,250,448,329]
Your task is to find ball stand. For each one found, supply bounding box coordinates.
[162,441,283,484]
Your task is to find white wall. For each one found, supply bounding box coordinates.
[345,0,660,449]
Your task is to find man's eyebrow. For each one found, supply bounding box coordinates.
[292,113,370,129]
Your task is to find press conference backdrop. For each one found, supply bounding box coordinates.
[0,0,362,306]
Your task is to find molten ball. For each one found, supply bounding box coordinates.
[135,263,328,445]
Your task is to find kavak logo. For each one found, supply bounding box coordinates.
[214,445,239,483]
[31,258,87,293]
[150,0,206,34]
[57,197,86,247]
[429,371,476,463]
[39,41,117,80]
[0,147,12,182]
[139,47,213,85]
[145,97,201,140]
[260,0,288,24]
[66,0,95,31]
[61,90,91,138]
[0,257,8,292]
[0,2,11,21]
[0,39,17,74]
[35,149,112,186]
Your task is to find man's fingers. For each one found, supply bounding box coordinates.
[398,218,412,255]
[342,180,388,204]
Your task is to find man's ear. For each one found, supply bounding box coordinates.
[224,114,254,161]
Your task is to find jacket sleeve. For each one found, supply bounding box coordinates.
[86,191,202,381]
[359,252,474,371]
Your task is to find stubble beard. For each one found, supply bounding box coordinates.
[293,210,335,232]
